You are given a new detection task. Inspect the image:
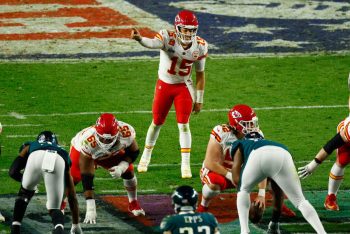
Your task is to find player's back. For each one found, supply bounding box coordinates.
[160,212,218,234]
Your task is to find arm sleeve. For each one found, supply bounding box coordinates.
[195,58,206,72]
[139,37,163,49]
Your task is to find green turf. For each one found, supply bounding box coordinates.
[1,55,350,232]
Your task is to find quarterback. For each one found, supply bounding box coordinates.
[131,10,208,178]
[69,113,145,224]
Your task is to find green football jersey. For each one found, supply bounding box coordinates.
[160,212,219,234]
[230,138,289,164]
[22,141,71,169]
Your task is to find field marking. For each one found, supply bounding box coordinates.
[0,160,332,173]
[2,124,42,127]
[100,189,156,193]
[0,105,347,119]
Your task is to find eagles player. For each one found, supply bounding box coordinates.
[8,131,81,234]
[160,185,220,234]
[198,104,296,219]
[232,132,326,234]
[131,10,208,178]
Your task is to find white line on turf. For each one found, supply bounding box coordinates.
[0,105,347,119]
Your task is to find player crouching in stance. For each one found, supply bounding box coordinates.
[198,104,296,219]
[298,112,350,211]
[160,185,220,234]
[232,132,326,234]
[69,113,144,224]
[131,10,208,178]
[9,131,82,234]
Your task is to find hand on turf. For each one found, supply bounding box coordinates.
[298,160,319,179]
[84,199,96,224]
[70,223,83,234]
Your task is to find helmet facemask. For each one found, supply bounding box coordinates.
[175,25,198,45]
[238,116,259,134]
[94,131,118,151]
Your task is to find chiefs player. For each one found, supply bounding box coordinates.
[198,104,296,219]
[131,10,208,178]
[69,113,145,224]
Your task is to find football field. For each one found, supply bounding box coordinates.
[1,0,350,233]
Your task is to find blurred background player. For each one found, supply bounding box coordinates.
[160,185,220,234]
[8,131,81,234]
[298,108,350,211]
[69,113,144,224]
[232,132,326,234]
[131,9,208,178]
[198,104,296,218]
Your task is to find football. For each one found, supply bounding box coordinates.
[249,201,264,223]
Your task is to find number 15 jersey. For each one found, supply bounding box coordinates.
[156,29,208,84]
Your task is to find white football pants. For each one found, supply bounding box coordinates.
[238,145,326,234]
[22,150,65,210]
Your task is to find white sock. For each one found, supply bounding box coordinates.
[123,176,137,202]
[298,200,326,234]
[178,123,191,164]
[201,184,220,207]
[237,191,251,234]
[142,121,162,158]
[328,163,344,195]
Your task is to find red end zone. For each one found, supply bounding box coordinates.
[101,192,274,227]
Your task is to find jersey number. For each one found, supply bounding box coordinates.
[179,226,211,234]
[120,126,131,138]
[87,135,97,148]
[167,57,193,76]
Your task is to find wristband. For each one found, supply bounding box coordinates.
[119,161,130,173]
[196,90,204,103]
[258,189,266,197]
[314,158,322,164]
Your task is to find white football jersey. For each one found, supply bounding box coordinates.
[210,124,239,169]
[71,121,135,160]
[155,29,208,84]
[337,116,350,141]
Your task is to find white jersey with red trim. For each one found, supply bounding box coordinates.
[155,29,208,84]
[210,124,239,169]
[337,116,350,141]
[71,121,136,160]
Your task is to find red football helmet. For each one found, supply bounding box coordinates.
[174,10,198,44]
[228,104,259,134]
[95,113,119,149]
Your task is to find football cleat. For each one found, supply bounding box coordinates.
[281,204,296,217]
[267,221,281,234]
[0,212,5,222]
[181,164,192,178]
[137,155,151,172]
[197,204,208,212]
[128,200,145,216]
[324,194,339,211]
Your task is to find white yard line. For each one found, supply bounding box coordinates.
[0,105,347,119]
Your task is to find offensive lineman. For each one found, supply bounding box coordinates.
[69,113,145,224]
[131,10,208,178]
